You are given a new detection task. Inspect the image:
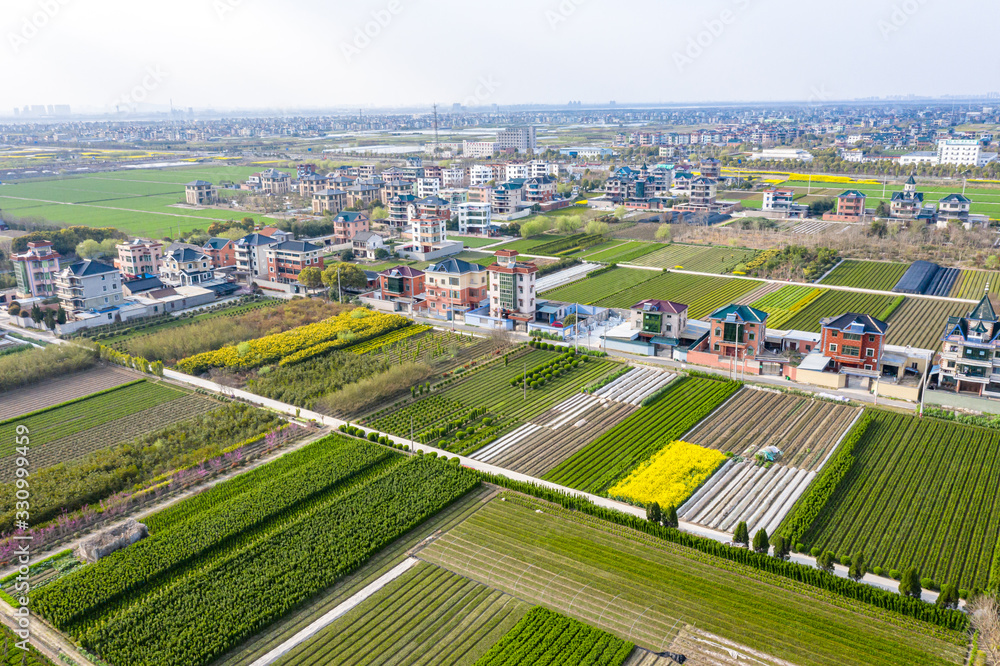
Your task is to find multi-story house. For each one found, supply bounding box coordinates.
[409,216,447,250]
[55,260,121,311]
[940,294,1000,396]
[185,180,217,205]
[414,196,452,219]
[938,193,972,222]
[629,299,688,345]
[352,231,387,259]
[889,176,924,219]
[688,177,717,209]
[492,182,525,215]
[423,258,489,320]
[440,167,466,188]
[823,190,867,222]
[415,177,441,199]
[259,168,291,195]
[820,313,888,373]
[937,138,996,166]
[495,127,536,153]
[381,180,415,204]
[12,240,61,299]
[161,247,214,286]
[488,250,537,326]
[505,163,529,180]
[519,176,557,204]
[469,164,494,186]
[202,238,237,268]
[312,189,347,215]
[234,233,279,279]
[387,194,418,228]
[115,238,163,277]
[706,304,768,359]
[346,184,381,208]
[456,202,493,236]
[333,211,370,244]
[297,173,330,196]
[699,158,721,178]
[762,188,795,213]
[377,266,425,301]
[463,140,497,158]
[467,185,493,205]
[527,160,559,178]
[263,240,324,284]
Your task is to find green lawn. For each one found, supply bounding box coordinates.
[420,496,967,666]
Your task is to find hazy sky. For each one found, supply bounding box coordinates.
[1,0,996,113]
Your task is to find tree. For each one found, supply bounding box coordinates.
[614,206,627,220]
[655,224,672,241]
[322,262,368,300]
[869,218,888,237]
[816,550,835,574]
[30,304,43,324]
[936,583,959,610]
[899,567,921,598]
[7,301,20,317]
[56,307,67,325]
[298,266,323,291]
[733,521,749,547]
[771,534,790,560]
[969,594,1000,666]
[371,206,388,220]
[848,552,866,581]
[43,309,56,330]
[584,220,609,235]
[752,528,770,554]
[874,200,890,217]
[645,501,661,524]
[663,504,678,529]
[76,239,104,259]
[374,248,390,260]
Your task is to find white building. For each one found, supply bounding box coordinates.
[440,167,466,188]
[234,233,279,279]
[749,148,814,162]
[469,164,495,186]
[496,127,536,154]
[55,260,122,311]
[487,250,537,323]
[937,138,997,166]
[416,177,441,199]
[161,247,214,287]
[456,202,493,236]
[899,151,939,166]
[463,141,497,159]
[527,160,559,178]
[505,163,529,180]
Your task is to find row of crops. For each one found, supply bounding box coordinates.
[777,290,901,333]
[544,376,741,494]
[35,433,479,666]
[819,260,911,292]
[750,285,825,330]
[580,240,659,264]
[474,606,634,666]
[540,267,659,304]
[789,410,1000,592]
[631,244,759,274]
[594,272,763,319]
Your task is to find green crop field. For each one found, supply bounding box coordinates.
[540,267,659,304]
[34,435,479,666]
[474,606,633,666]
[492,235,571,254]
[884,297,967,350]
[366,348,619,455]
[750,285,826,329]
[545,376,740,493]
[273,562,528,666]
[818,260,910,291]
[420,495,967,666]
[791,411,1000,592]
[452,235,502,248]
[593,272,762,318]
[0,165,270,236]
[631,244,758,274]
[0,380,186,456]
[950,268,1000,299]
[580,241,660,264]
[777,290,901,332]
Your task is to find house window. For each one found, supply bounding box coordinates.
[715,328,721,336]
[748,333,755,341]
[843,346,861,357]
[866,348,874,357]
[868,335,875,342]
[830,330,837,337]
[713,343,720,352]
[829,343,838,353]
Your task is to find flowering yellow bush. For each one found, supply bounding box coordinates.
[608,440,725,509]
[176,309,411,374]
[743,248,780,273]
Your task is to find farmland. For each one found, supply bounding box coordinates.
[0,380,199,469]
[818,260,911,291]
[607,440,726,510]
[475,606,633,666]
[884,297,967,350]
[0,365,134,421]
[271,562,528,666]
[749,285,826,329]
[470,368,674,476]
[777,290,901,332]
[950,268,1000,299]
[0,165,268,236]
[544,376,741,493]
[684,388,861,471]
[592,272,763,318]
[630,244,759,274]
[779,179,1000,218]
[580,241,660,264]
[539,267,659,304]
[35,434,480,666]
[790,410,1000,591]
[366,347,619,455]
[419,495,967,666]
[0,622,56,665]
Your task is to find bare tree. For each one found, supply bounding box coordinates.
[970,594,1000,666]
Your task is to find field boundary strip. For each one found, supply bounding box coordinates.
[248,557,420,666]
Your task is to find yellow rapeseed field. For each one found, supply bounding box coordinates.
[608,440,725,509]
